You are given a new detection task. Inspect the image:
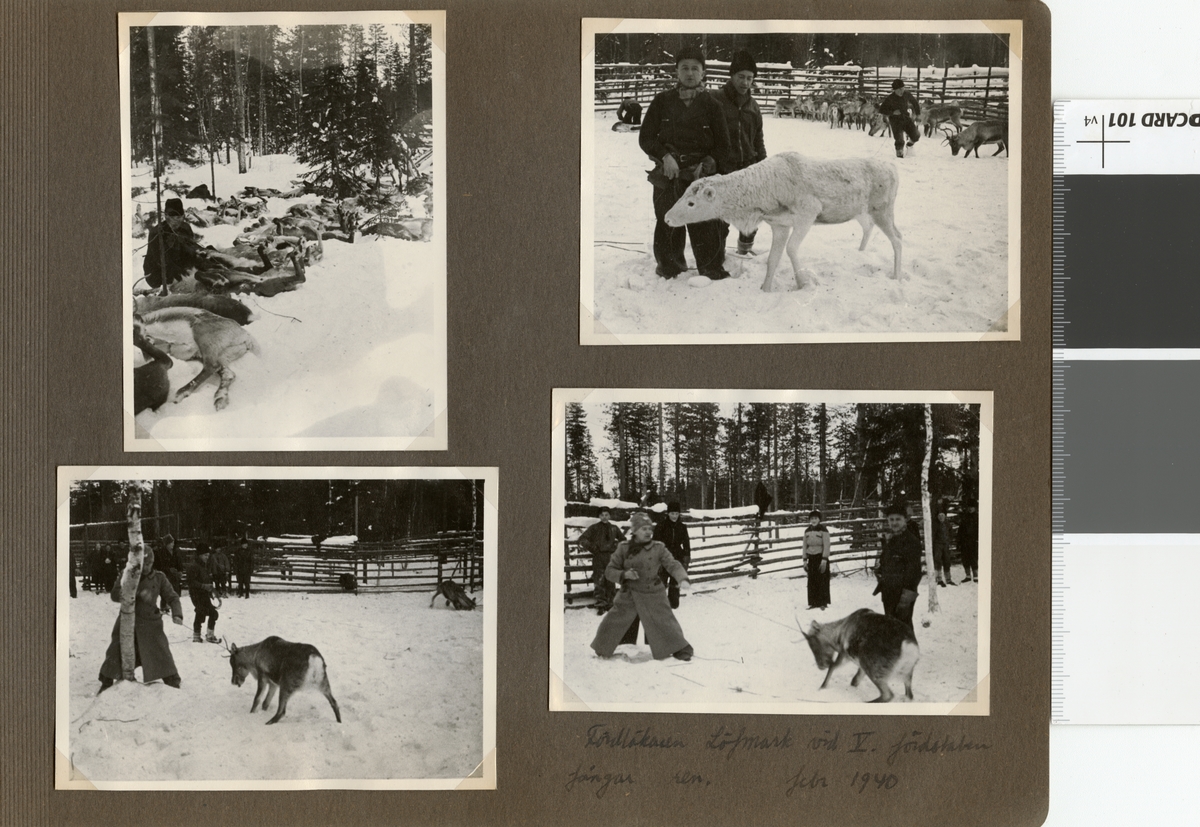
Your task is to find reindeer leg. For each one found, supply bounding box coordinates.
[212,365,236,411]
[867,674,895,703]
[251,677,268,712]
[174,366,217,403]
[819,652,844,689]
[784,208,820,290]
[871,205,904,281]
[855,214,876,251]
[761,223,792,292]
[992,142,1005,157]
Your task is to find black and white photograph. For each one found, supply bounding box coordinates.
[56,466,496,790]
[121,12,446,451]
[550,389,991,714]
[581,19,1021,345]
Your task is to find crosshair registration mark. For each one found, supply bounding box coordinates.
[1076,117,1131,169]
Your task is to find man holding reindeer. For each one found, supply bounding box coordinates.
[714,50,767,257]
[640,45,733,281]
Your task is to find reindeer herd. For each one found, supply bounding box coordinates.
[771,93,1007,158]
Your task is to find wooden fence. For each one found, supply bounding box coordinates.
[564,505,960,606]
[594,63,1010,122]
[71,530,483,596]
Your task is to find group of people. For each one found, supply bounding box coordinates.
[93,535,260,693]
[576,497,980,661]
[633,48,925,282]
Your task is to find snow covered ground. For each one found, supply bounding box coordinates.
[60,590,483,788]
[584,112,1014,342]
[127,155,445,450]
[556,570,985,715]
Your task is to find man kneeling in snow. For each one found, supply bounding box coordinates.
[590,512,694,661]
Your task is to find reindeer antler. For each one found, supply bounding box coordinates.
[220,636,235,658]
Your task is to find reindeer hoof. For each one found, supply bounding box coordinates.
[213,395,229,411]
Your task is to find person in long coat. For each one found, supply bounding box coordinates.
[578,508,625,614]
[957,500,980,582]
[803,510,832,610]
[591,513,694,661]
[97,546,184,692]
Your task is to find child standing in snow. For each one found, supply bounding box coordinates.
[639,46,732,280]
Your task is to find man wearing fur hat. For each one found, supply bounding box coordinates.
[873,503,924,632]
[591,512,694,661]
[640,45,733,281]
[715,50,767,257]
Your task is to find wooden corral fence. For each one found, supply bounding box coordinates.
[594,63,1010,122]
[564,503,956,606]
[70,530,483,596]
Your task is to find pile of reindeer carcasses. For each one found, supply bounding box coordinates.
[130,178,433,415]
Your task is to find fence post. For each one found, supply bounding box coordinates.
[983,66,993,118]
[942,66,949,102]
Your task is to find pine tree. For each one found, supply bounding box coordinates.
[564,404,601,501]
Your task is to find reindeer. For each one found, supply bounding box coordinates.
[774,97,798,118]
[920,103,964,137]
[137,306,260,411]
[133,316,173,414]
[946,120,1009,158]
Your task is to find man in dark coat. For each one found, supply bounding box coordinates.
[616,97,643,125]
[591,513,694,661]
[957,500,980,582]
[143,197,206,294]
[653,501,691,609]
[98,547,184,691]
[233,538,255,598]
[715,50,767,257]
[187,543,220,643]
[640,45,733,280]
[874,503,924,632]
[578,508,625,614]
[879,78,922,158]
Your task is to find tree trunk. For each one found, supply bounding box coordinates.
[658,403,665,498]
[233,29,249,174]
[818,403,828,511]
[119,488,147,681]
[922,404,940,614]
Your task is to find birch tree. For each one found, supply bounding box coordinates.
[118,482,152,681]
[921,404,940,616]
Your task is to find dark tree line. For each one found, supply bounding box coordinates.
[594,32,1010,71]
[564,402,980,512]
[69,479,481,545]
[131,23,433,197]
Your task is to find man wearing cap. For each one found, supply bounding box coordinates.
[653,501,691,609]
[579,508,626,614]
[874,503,924,631]
[187,542,220,643]
[640,45,733,281]
[879,78,922,158]
[715,50,767,257]
[591,512,694,661]
[143,197,205,295]
[803,510,832,610]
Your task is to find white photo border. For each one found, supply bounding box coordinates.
[56,464,497,791]
[120,11,448,451]
[580,18,1022,345]
[550,388,992,715]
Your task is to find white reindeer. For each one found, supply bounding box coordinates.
[664,152,902,292]
[137,307,259,411]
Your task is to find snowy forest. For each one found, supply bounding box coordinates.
[593,31,1010,70]
[130,23,432,198]
[564,402,981,512]
[69,478,480,545]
